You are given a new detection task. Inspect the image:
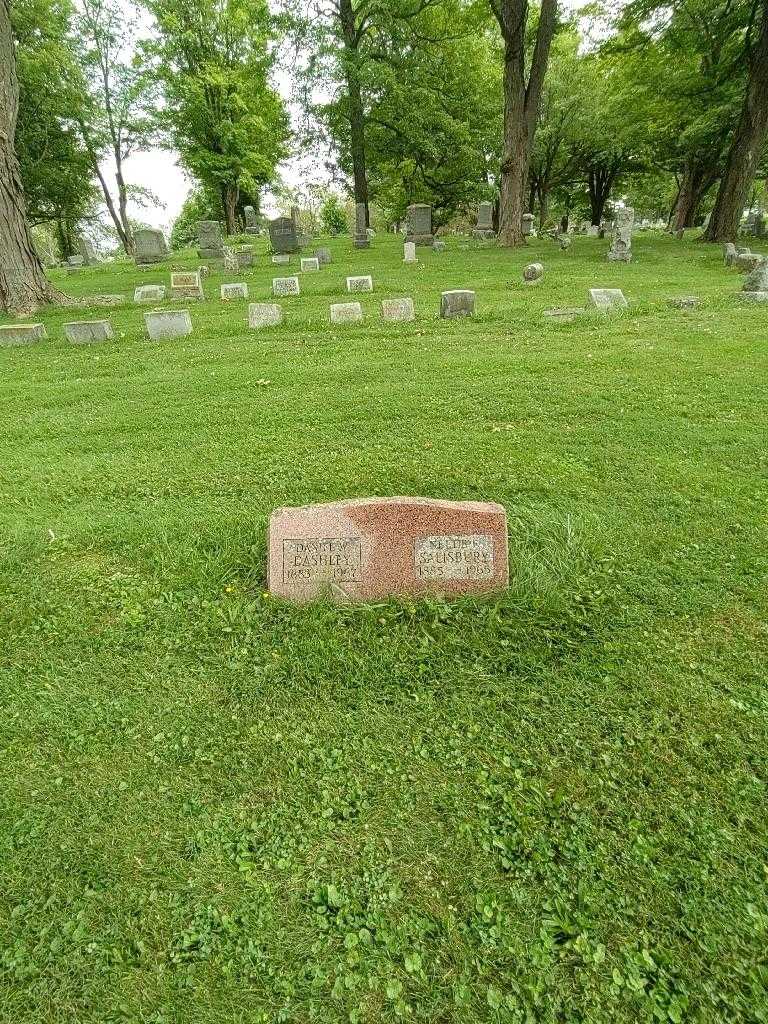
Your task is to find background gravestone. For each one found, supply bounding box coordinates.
[405,204,434,246]
[134,228,167,265]
[197,221,224,259]
[354,203,370,249]
[243,206,259,234]
[608,207,634,262]
[473,202,496,240]
[77,237,98,265]
[269,217,300,254]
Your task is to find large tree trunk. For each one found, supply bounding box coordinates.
[223,184,238,235]
[588,164,617,225]
[704,0,768,241]
[114,157,133,254]
[0,0,65,313]
[493,0,558,246]
[672,156,718,231]
[339,0,369,225]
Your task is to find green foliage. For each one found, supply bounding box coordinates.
[1,233,767,1021]
[11,0,95,237]
[320,193,348,235]
[141,0,289,227]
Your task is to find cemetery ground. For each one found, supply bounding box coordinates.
[1,232,767,1023]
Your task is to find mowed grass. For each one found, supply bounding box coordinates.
[1,233,767,1023]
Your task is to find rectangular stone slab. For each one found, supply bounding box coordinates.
[221,283,249,300]
[589,288,627,310]
[268,497,509,603]
[330,302,363,324]
[0,323,46,346]
[145,310,192,340]
[347,275,373,292]
[63,320,113,343]
[248,303,283,327]
[273,277,300,296]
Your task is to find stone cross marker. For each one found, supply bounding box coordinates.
[269,216,299,254]
[134,228,167,265]
[197,220,224,259]
[608,207,634,262]
[354,203,370,249]
[473,202,496,240]
[268,497,509,603]
[405,204,434,246]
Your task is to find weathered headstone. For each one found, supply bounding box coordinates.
[0,323,46,345]
[739,259,768,301]
[381,298,415,322]
[145,309,192,340]
[523,262,543,284]
[608,207,634,262]
[316,247,332,265]
[403,241,417,263]
[330,302,364,324]
[272,254,290,265]
[589,288,628,311]
[63,320,113,343]
[134,284,166,303]
[77,237,98,265]
[236,246,254,268]
[347,275,373,293]
[473,201,496,240]
[221,283,249,300]
[269,216,300,254]
[197,220,224,259]
[170,271,204,301]
[587,224,600,237]
[134,228,167,265]
[405,204,434,246]
[248,302,283,328]
[668,296,699,309]
[558,234,572,250]
[521,213,535,238]
[440,290,475,318]
[354,203,370,249]
[273,276,300,296]
[724,242,738,267]
[66,255,84,267]
[267,497,509,603]
[223,246,239,272]
[734,252,764,272]
[243,205,259,234]
[432,239,446,253]
[301,257,320,272]
[544,307,584,323]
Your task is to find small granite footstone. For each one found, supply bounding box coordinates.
[590,288,628,310]
[134,285,166,303]
[432,239,446,253]
[523,262,543,283]
[403,241,417,263]
[63,320,113,343]
[330,302,363,324]
[347,275,373,293]
[267,496,509,603]
[272,254,290,265]
[544,307,584,323]
[301,257,320,272]
[0,323,46,346]
[381,298,415,322]
[316,247,331,265]
[221,283,249,300]
[440,290,475,318]
[669,296,699,309]
[248,303,283,328]
[273,276,300,296]
[145,310,192,340]
[170,271,204,300]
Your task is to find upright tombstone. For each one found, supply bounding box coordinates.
[347,275,373,293]
[523,262,543,284]
[235,245,254,268]
[269,216,300,254]
[405,204,434,246]
[354,203,370,249]
[473,201,496,241]
[440,290,475,318]
[249,303,283,328]
[521,213,535,238]
[145,310,193,340]
[316,247,332,265]
[381,298,415,323]
[243,205,259,234]
[134,228,168,265]
[330,302,364,324]
[273,276,300,296]
[197,220,224,259]
[221,283,249,300]
[77,237,98,265]
[267,497,509,603]
[403,241,417,263]
[170,271,204,301]
[607,207,634,262]
[724,242,738,267]
[739,259,768,301]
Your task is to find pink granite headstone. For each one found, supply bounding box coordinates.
[267,497,509,603]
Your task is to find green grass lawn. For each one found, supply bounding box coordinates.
[1,232,767,1023]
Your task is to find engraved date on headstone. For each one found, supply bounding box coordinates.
[282,537,362,584]
[414,534,494,580]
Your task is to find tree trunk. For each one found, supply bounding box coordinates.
[114,157,133,254]
[493,0,558,247]
[672,156,718,231]
[588,165,616,225]
[704,0,768,241]
[223,184,238,235]
[339,0,369,224]
[539,186,549,228]
[0,0,65,313]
